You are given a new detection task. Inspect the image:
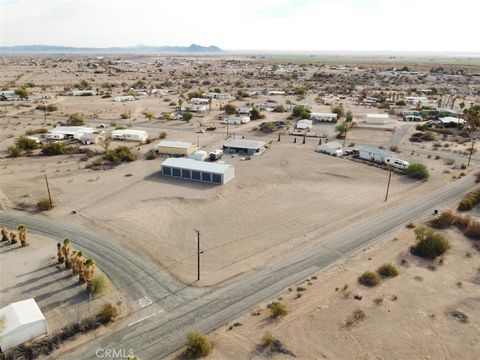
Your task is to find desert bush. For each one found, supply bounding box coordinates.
[269,302,288,318]
[261,331,276,347]
[98,303,118,323]
[259,122,276,133]
[7,145,21,157]
[16,136,38,151]
[67,113,85,125]
[358,271,380,287]
[185,332,212,358]
[273,105,285,112]
[120,112,130,119]
[158,131,167,139]
[104,146,136,164]
[224,104,236,115]
[430,210,455,229]
[377,263,398,278]
[345,309,366,327]
[41,142,65,156]
[37,198,53,211]
[182,112,193,121]
[423,131,436,141]
[413,226,449,259]
[405,163,429,180]
[145,151,156,160]
[458,189,480,211]
[465,221,480,240]
[389,145,399,152]
[89,275,108,296]
[26,128,48,135]
[250,107,265,120]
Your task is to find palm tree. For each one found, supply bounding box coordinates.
[71,251,78,275]
[17,225,27,247]
[1,228,9,242]
[10,232,17,244]
[77,251,85,283]
[84,258,95,291]
[62,238,72,269]
[57,242,64,263]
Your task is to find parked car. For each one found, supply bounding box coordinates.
[206,127,216,131]
[98,123,106,128]
[209,149,223,161]
[196,129,205,133]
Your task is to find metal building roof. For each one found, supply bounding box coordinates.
[156,141,194,149]
[161,158,232,174]
[358,145,395,157]
[223,139,266,150]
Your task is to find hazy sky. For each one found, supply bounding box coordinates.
[1,0,479,52]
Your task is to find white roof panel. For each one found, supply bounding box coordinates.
[162,158,232,174]
[156,141,194,149]
[223,139,266,150]
[0,299,45,335]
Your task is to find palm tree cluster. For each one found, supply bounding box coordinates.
[56,238,95,291]
[1,224,29,247]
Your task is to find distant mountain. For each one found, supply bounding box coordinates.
[0,44,223,54]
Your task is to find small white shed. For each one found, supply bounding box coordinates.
[366,113,389,124]
[0,299,48,352]
[316,141,343,156]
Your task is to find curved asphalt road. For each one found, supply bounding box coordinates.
[0,172,476,359]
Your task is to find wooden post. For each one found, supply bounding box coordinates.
[385,169,392,202]
[467,140,475,167]
[45,173,53,209]
[195,229,201,281]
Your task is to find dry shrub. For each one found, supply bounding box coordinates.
[430,210,455,229]
[377,263,399,278]
[458,188,480,211]
[37,198,53,211]
[465,220,480,240]
[413,227,449,260]
[185,332,212,358]
[358,271,380,287]
[98,303,118,323]
[269,302,288,318]
[345,309,366,327]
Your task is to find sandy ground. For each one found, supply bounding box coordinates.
[0,232,127,333]
[167,222,480,360]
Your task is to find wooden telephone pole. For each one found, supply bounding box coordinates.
[385,169,392,202]
[467,140,475,167]
[45,173,53,209]
[194,229,203,281]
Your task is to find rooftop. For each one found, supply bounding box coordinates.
[50,126,95,134]
[161,157,232,174]
[0,299,45,334]
[358,145,395,157]
[111,129,148,135]
[366,113,389,118]
[223,139,266,150]
[156,140,194,149]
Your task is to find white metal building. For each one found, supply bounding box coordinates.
[310,112,338,122]
[190,98,209,105]
[0,299,48,352]
[316,141,343,156]
[366,113,389,124]
[111,129,148,143]
[69,90,96,96]
[161,158,235,185]
[223,139,267,156]
[296,119,313,130]
[224,116,250,125]
[46,126,95,140]
[112,95,136,102]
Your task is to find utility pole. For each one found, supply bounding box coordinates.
[385,169,392,202]
[45,173,53,209]
[226,121,229,138]
[194,229,202,282]
[467,139,475,167]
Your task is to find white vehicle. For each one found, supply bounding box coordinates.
[209,149,223,161]
[196,129,206,134]
[385,157,409,170]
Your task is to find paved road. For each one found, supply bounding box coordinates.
[0,173,476,359]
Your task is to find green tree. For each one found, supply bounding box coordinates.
[331,104,345,118]
[15,136,38,151]
[15,87,28,99]
[259,122,276,133]
[7,145,21,157]
[67,113,85,126]
[250,107,264,120]
[413,226,449,259]
[185,332,212,358]
[405,163,429,180]
[143,111,155,122]
[41,142,65,156]
[224,104,237,115]
[104,146,136,164]
[182,112,193,122]
[345,110,353,122]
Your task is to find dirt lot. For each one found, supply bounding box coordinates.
[169,223,480,360]
[0,233,125,333]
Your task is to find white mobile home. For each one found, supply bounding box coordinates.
[182,104,207,112]
[111,129,148,143]
[190,98,209,105]
[0,299,48,352]
[237,106,252,115]
[316,141,343,156]
[224,116,250,125]
[310,112,338,122]
[0,91,21,101]
[69,90,97,96]
[46,126,95,140]
[358,146,395,164]
[268,90,286,96]
[161,158,235,185]
[439,117,465,126]
[366,113,389,124]
[113,95,136,102]
[207,92,230,100]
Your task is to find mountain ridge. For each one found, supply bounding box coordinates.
[0,43,223,54]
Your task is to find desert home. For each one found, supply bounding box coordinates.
[160,158,235,185]
[154,141,197,156]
